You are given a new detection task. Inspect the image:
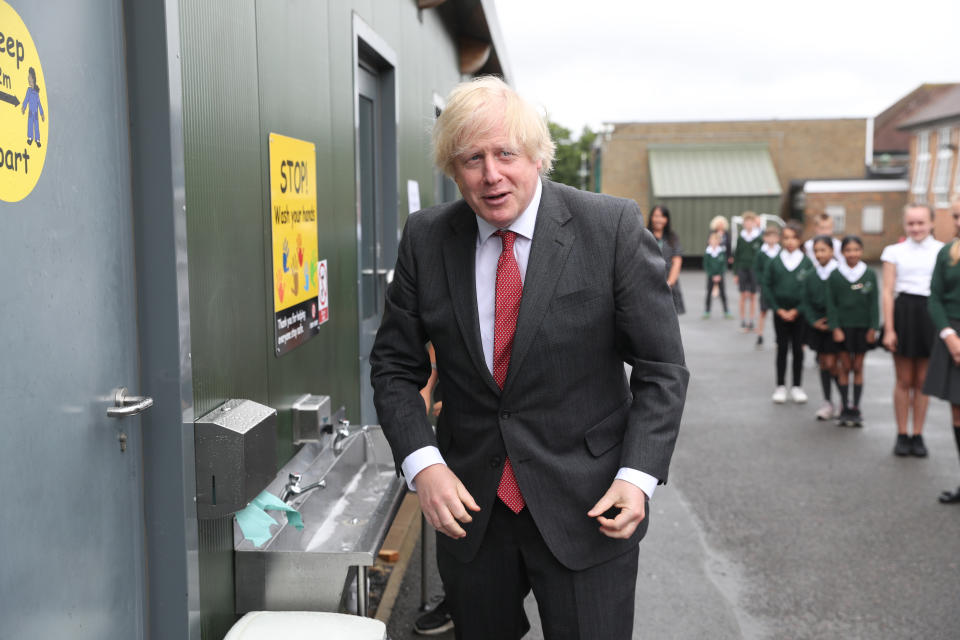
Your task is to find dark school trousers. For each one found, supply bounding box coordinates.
[774,313,804,387]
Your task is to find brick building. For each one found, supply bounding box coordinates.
[801,180,909,260]
[899,84,960,240]
[597,118,868,254]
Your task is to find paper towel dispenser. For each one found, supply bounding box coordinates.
[195,399,277,519]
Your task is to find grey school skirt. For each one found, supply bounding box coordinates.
[923,318,960,404]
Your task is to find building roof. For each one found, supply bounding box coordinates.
[874,84,958,153]
[898,84,960,130]
[648,144,782,198]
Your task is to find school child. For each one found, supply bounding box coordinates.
[800,235,840,420]
[827,236,879,426]
[803,212,841,262]
[703,232,731,319]
[923,196,960,503]
[752,225,781,348]
[763,221,813,404]
[880,204,942,457]
[733,211,763,332]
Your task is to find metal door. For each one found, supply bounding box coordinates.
[357,63,394,426]
[0,1,148,638]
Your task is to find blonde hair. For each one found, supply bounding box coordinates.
[950,195,960,266]
[432,76,555,178]
[741,211,758,222]
[709,215,728,231]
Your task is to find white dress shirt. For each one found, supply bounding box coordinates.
[401,178,659,498]
[879,235,943,296]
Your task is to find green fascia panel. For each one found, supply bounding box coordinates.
[658,195,782,257]
[649,143,782,198]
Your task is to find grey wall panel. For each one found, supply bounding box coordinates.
[180,0,268,419]
[179,2,264,639]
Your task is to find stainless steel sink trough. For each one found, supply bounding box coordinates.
[235,424,405,616]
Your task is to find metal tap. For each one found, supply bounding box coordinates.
[332,419,352,455]
[280,472,326,503]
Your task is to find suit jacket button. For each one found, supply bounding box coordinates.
[500,411,510,420]
[490,456,501,468]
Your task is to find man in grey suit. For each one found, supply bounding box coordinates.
[371,77,688,639]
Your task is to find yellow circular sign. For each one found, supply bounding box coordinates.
[0,1,48,202]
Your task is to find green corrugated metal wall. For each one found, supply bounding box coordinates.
[178,1,462,637]
[657,196,782,256]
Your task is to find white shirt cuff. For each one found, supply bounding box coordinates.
[616,467,659,499]
[941,327,957,340]
[401,446,446,491]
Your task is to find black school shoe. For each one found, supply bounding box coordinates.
[893,434,912,457]
[414,599,454,636]
[910,434,928,457]
[939,487,960,504]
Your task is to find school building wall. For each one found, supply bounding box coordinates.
[176,2,467,637]
[600,118,868,219]
[803,190,909,261]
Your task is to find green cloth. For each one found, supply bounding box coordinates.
[753,246,779,283]
[703,249,727,277]
[928,242,960,331]
[826,267,879,330]
[733,232,762,272]
[801,272,830,325]
[763,254,814,311]
[235,490,304,548]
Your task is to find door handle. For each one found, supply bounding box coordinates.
[107,387,154,418]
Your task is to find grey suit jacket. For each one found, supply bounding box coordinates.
[370,179,689,571]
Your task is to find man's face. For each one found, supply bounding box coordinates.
[452,121,542,228]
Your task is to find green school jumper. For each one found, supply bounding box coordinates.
[763,253,814,311]
[928,243,960,330]
[801,267,832,325]
[826,266,879,330]
[704,249,727,277]
[753,246,779,284]
[733,232,763,273]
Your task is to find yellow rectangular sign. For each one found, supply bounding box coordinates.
[269,133,324,355]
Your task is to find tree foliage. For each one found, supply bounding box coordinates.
[548,121,597,190]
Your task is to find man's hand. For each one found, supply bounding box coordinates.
[587,479,648,539]
[414,463,480,539]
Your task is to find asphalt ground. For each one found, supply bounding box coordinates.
[386,268,960,639]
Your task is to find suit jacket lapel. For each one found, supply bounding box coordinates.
[504,181,574,392]
[442,205,502,396]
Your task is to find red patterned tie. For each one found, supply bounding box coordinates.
[493,230,525,514]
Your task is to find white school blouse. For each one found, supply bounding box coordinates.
[879,235,943,296]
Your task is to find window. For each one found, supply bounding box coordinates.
[826,205,846,234]
[912,130,931,203]
[932,127,954,208]
[862,205,884,234]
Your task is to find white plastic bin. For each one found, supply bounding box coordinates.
[225,611,387,640]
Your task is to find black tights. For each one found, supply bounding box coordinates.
[774,314,804,387]
[704,275,728,313]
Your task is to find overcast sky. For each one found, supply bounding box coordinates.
[492,0,960,136]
